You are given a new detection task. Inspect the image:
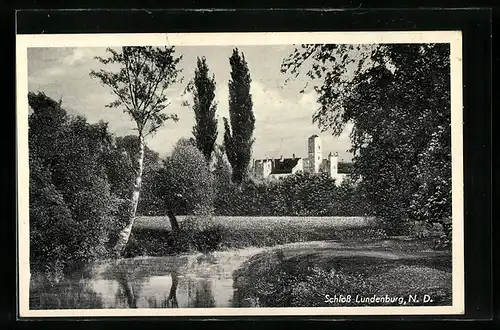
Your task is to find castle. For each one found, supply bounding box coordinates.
[252,135,352,185]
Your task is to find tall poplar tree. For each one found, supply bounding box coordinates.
[223,48,255,185]
[189,57,218,162]
[90,46,182,257]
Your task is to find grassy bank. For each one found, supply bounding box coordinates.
[126,216,384,257]
[133,216,376,231]
[232,239,452,307]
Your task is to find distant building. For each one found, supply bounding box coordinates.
[252,135,353,185]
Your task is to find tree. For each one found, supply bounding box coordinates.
[106,135,163,216]
[223,48,255,185]
[153,139,214,231]
[212,144,234,214]
[409,123,452,239]
[28,92,119,275]
[186,56,218,163]
[281,44,451,237]
[90,46,183,256]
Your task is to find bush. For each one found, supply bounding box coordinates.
[233,252,372,307]
[162,216,228,254]
[408,220,451,250]
[192,224,226,253]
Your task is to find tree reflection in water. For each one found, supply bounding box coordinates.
[29,268,104,310]
[111,259,182,308]
[192,279,215,308]
[145,268,179,308]
[114,268,139,308]
[166,268,179,308]
[111,257,219,308]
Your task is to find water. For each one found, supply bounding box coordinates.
[29,247,264,309]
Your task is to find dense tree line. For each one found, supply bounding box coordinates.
[212,173,369,217]
[28,46,258,273]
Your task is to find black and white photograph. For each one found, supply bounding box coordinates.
[16,31,464,317]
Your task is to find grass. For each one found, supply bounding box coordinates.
[232,238,452,307]
[134,215,376,231]
[128,215,384,257]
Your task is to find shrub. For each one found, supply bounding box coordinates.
[162,215,228,254]
[193,224,227,253]
[408,220,451,250]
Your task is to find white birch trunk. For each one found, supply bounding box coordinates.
[113,134,145,257]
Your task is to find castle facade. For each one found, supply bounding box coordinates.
[252,135,352,185]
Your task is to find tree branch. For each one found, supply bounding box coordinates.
[123,49,139,112]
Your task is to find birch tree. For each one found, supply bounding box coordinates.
[90,46,182,257]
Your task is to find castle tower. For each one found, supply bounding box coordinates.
[308,134,322,173]
[329,152,339,179]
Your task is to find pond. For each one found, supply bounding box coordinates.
[29,247,265,309]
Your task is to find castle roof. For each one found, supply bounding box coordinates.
[270,157,301,174]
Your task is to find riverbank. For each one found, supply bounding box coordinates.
[233,238,452,307]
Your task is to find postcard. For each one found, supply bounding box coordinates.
[16,31,464,317]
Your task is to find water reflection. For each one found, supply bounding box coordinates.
[30,271,104,310]
[113,266,139,308]
[189,278,216,308]
[106,257,184,309]
[29,248,263,309]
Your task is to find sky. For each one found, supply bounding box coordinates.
[27,46,354,162]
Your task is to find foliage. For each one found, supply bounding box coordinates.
[409,124,452,241]
[105,134,163,216]
[212,144,234,212]
[174,217,226,254]
[153,139,214,217]
[90,46,183,137]
[213,172,369,217]
[223,48,255,185]
[281,44,451,240]
[90,46,183,256]
[28,92,120,276]
[185,56,218,162]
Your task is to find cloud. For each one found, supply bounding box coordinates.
[62,48,86,66]
[27,46,354,161]
[62,48,109,67]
